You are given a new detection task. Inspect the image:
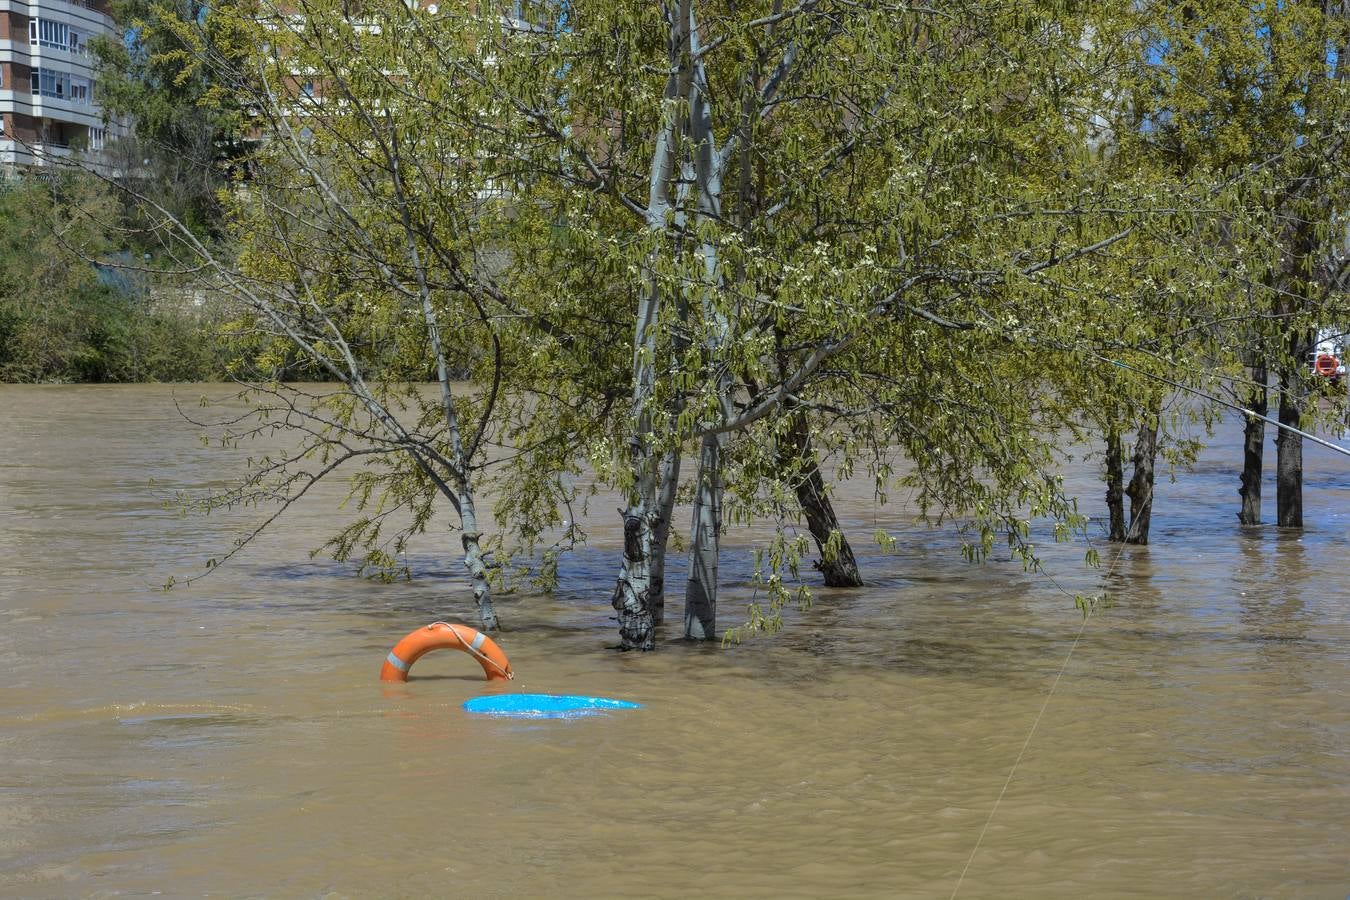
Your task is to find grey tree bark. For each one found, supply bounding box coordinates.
[613,507,658,650]
[611,49,681,648]
[682,11,733,641]
[388,121,500,633]
[1238,359,1267,526]
[457,492,498,632]
[1104,427,1126,542]
[1124,414,1159,545]
[611,261,666,650]
[649,449,682,623]
[420,294,497,632]
[684,434,721,639]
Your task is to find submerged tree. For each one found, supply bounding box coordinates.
[82,0,1345,650]
[0,163,230,382]
[92,0,551,630]
[1107,0,1350,528]
[481,0,1262,644]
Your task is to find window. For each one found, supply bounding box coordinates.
[89,127,105,150]
[31,68,89,104]
[28,20,87,53]
[31,19,71,50]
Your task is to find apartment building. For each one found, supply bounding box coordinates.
[0,0,122,172]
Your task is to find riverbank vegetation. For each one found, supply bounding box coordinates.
[0,0,243,385]
[62,0,1349,648]
[0,177,232,382]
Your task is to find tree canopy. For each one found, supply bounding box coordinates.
[101,0,1349,646]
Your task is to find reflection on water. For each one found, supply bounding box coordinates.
[1,384,1348,897]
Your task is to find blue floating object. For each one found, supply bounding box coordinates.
[463,693,641,719]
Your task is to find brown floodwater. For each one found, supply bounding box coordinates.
[1,384,1348,898]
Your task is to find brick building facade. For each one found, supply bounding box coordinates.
[1,0,124,171]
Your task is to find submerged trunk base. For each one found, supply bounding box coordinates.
[1276,369,1304,528]
[459,489,498,632]
[1125,419,1158,546]
[612,512,656,650]
[684,434,721,641]
[784,416,863,587]
[1238,362,1267,526]
[1105,428,1126,542]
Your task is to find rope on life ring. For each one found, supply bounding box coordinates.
[1314,354,1339,377]
[379,622,513,682]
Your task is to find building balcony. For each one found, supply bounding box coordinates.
[1,136,71,166]
[23,45,100,76]
[0,90,104,128]
[0,0,113,32]
[1,134,122,175]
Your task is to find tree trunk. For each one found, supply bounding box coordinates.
[457,489,498,632]
[681,16,731,642]
[1275,363,1304,528]
[1238,359,1267,526]
[684,433,721,640]
[649,448,682,623]
[1124,415,1159,545]
[611,313,661,649]
[611,257,665,650]
[1104,426,1126,542]
[389,122,499,633]
[783,415,862,586]
[609,23,682,649]
[613,506,657,650]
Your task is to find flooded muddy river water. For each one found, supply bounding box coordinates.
[1,385,1348,897]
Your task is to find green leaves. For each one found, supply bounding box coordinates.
[153,0,1348,640]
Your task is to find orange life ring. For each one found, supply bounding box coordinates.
[1314,354,1339,377]
[380,622,513,682]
